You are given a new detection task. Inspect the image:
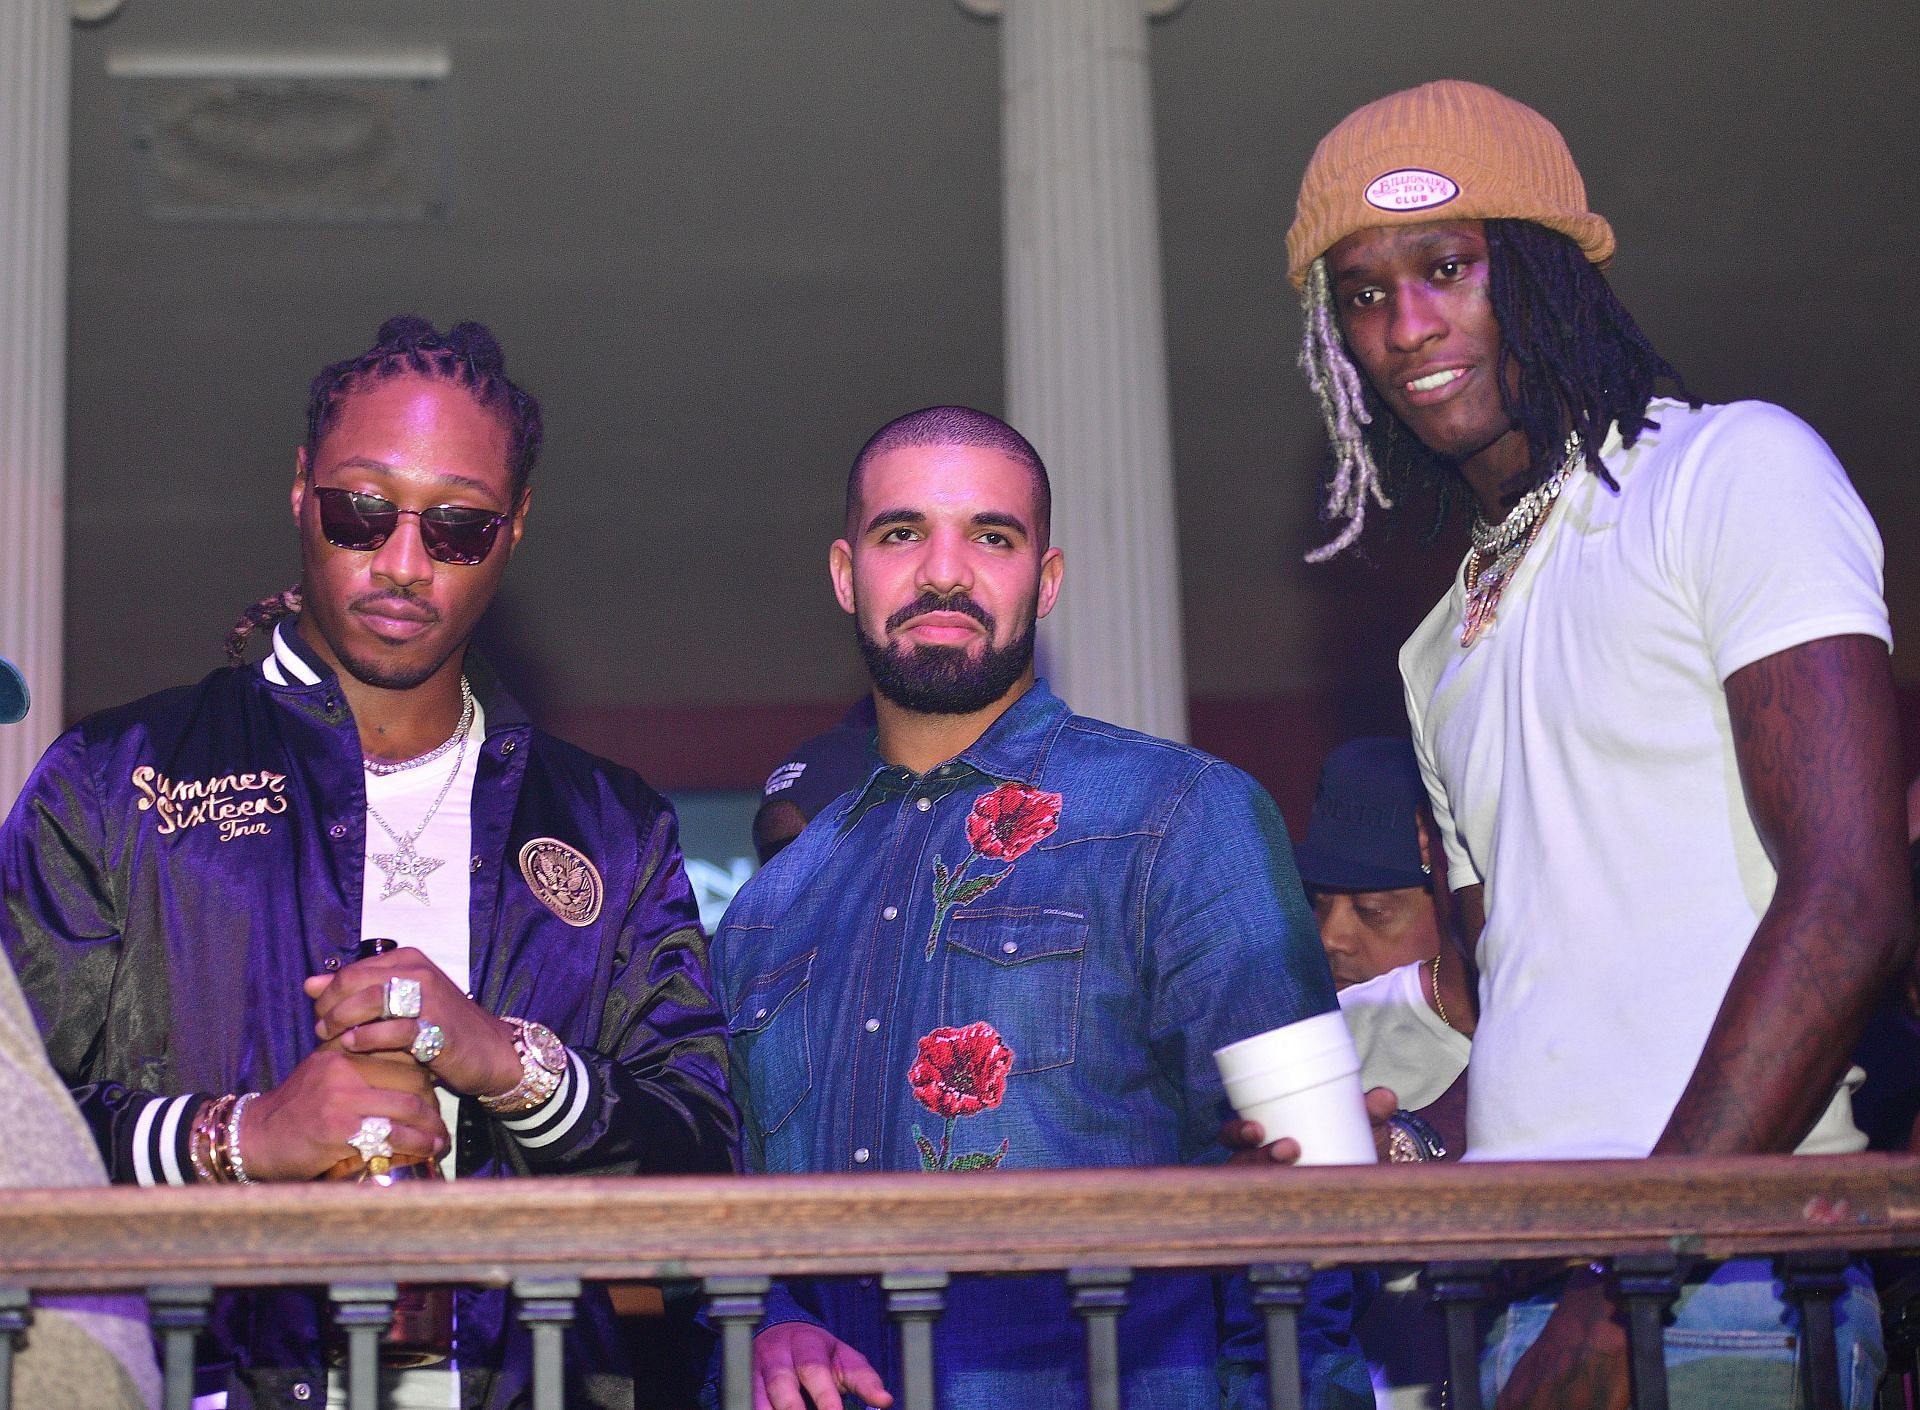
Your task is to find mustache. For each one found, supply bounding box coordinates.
[885,591,993,635]
[351,589,441,623]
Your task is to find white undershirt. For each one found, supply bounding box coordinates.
[329,699,485,1410]
[362,697,484,1178]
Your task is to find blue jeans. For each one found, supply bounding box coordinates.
[1482,1258,1883,1409]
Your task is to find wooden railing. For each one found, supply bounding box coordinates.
[6,1154,1920,1410]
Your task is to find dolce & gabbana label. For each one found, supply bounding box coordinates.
[1364,168,1460,212]
[131,765,289,842]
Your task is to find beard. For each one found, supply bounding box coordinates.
[299,588,459,692]
[856,590,1037,715]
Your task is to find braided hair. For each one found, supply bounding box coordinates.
[304,315,543,503]
[1301,219,1694,557]
[228,317,543,664]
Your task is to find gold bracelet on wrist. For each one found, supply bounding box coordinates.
[188,1099,222,1183]
[195,1094,239,1183]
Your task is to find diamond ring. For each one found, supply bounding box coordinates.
[382,976,423,1021]
[347,1115,394,1164]
[410,1022,446,1065]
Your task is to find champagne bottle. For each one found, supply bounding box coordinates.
[325,936,454,1368]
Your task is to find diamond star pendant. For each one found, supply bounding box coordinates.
[371,835,444,903]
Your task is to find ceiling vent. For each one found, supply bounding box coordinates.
[106,47,452,222]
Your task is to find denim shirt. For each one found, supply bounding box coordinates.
[711,682,1368,1410]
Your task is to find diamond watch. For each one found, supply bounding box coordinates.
[478,1017,568,1114]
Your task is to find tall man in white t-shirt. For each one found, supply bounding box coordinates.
[1,318,736,1409]
[1280,81,1913,1409]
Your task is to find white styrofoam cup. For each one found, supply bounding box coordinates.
[1213,1010,1377,1166]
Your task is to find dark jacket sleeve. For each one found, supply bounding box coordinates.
[0,728,205,1184]
[497,796,740,1178]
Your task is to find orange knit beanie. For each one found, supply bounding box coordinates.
[1285,79,1614,289]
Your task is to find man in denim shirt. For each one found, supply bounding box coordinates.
[711,406,1369,1410]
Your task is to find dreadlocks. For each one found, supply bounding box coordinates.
[225,586,303,667]
[1301,219,1694,559]
[226,316,545,665]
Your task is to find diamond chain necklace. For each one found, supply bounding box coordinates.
[365,677,474,904]
[1459,436,1581,649]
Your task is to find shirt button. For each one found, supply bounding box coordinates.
[470,856,483,873]
[755,1008,769,1021]
[863,1018,879,1033]
[322,956,342,972]
[500,739,516,754]
[853,1147,870,1164]
[882,905,898,921]
[328,823,347,840]
[1002,941,1019,955]
[915,797,931,813]
[292,1385,313,1403]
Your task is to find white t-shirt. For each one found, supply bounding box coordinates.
[332,700,485,1410]
[1401,400,1889,1162]
[362,697,484,1178]
[1339,960,1470,1111]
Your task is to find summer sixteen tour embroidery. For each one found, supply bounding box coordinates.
[910,1021,1015,1171]
[926,781,1063,960]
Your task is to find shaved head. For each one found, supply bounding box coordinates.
[846,405,1051,548]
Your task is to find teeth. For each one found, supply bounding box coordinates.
[1408,368,1464,393]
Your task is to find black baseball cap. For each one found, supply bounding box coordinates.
[0,653,26,724]
[1293,736,1429,892]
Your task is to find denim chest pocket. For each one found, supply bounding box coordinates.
[941,908,1088,1075]
[728,948,815,1137]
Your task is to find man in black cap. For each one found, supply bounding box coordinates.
[751,698,878,863]
[1298,741,1467,1410]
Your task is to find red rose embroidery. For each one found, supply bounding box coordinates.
[964,783,1062,862]
[926,783,1065,959]
[909,1021,1015,1118]
[909,1021,1014,1172]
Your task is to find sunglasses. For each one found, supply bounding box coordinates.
[311,487,509,565]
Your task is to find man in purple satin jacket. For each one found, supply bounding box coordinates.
[0,318,736,1409]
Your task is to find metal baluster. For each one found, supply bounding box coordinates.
[1068,1267,1132,1410]
[0,1289,30,1410]
[703,1276,770,1410]
[330,1283,397,1410]
[1612,1255,1683,1410]
[147,1285,214,1410]
[883,1271,948,1410]
[1781,1251,1851,1410]
[1248,1263,1311,1410]
[1423,1260,1499,1410]
[514,1278,581,1410]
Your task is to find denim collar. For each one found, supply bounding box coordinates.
[834,680,1069,830]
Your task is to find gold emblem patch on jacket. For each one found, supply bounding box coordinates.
[518,838,603,927]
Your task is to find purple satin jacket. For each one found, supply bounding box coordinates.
[0,625,737,1409]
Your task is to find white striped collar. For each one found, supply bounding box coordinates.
[260,620,324,688]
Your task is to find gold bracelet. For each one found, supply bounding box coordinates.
[188,1099,221,1183]
[195,1094,238,1183]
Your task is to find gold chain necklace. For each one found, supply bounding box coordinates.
[1459,437,1581,648]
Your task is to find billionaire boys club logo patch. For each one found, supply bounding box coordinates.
[1364,168,1460,212]
[519,838,604,927]
[131,765,289,842]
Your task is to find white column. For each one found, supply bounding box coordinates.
[960,0,1189,741]
[0,0,70,806]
